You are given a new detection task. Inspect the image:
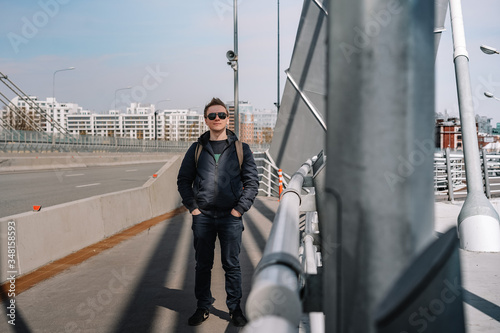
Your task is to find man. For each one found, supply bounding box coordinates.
[177,97,259,327]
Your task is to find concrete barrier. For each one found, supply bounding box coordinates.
[0,155,183,283]
[0,152,175,173]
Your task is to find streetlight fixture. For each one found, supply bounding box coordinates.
[484,91,500,101]
[155,99,171,109]
[114,87,132,113]
[480,45,499,55]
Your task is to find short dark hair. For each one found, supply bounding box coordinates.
[204,97,228,117]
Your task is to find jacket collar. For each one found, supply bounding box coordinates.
[198,128,238,146]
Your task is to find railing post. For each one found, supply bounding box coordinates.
[445,148,455,202]
[266,163,272,197]
[278,168,283,200]
[482,148,491,199]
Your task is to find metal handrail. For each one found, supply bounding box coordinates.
[245,155,317,332]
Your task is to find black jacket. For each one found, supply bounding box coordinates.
[177,129,259,217]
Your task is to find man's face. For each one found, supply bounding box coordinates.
[205,105,229,132]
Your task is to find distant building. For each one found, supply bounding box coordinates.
[2,96,273,142]
[476,115,493,135]
[67,106,207,141]
[435,113,499,150]
[3,96,82,133]
[435,117,463,150]
[227,101,277,144]
[492,123,500,135]
[161,109,208,141]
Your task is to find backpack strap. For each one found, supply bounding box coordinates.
[195,140,244,170]
[235,140,243,170]
[194,143,203,168]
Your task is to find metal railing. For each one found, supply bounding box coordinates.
[255,148,498,203]
[0,129,270,154]
[245,154,324,333]
[433,148,500,201]
[254,150,291,197]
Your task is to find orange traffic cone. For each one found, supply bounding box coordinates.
[278,169,283,201]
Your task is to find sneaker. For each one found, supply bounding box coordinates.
[230,308,248,327]
[188,308,209,326]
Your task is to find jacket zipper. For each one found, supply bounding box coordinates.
[211,141,235,218]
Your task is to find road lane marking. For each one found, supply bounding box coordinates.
[126,169,138,172]
[65,173,84,177]
[76,183,101,188]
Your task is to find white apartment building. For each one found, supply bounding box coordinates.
[4,96,82,133]
[2,97,270,142]
[161,110,208,141]
[67,106,208,141]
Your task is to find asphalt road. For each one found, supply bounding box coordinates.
[0,162,168,218]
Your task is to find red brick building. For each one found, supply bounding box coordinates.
[435,118,462,150]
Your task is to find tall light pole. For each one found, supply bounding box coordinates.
[276,0,280,112]
[226,0,239,137]
[154,99,171,140]
[52,67,75,136]
[234,0,239,138]
[114,87,131,113]
[450,0,500,252]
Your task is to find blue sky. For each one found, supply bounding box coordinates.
[436,0,500,125]
[0,0,302,113]
[1,1,500,125]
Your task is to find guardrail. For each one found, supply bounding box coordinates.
[254,150,291,197]
[433,148,500,201]
[255,148,500,202]
[0,129,270,154]
[245,154,323,332]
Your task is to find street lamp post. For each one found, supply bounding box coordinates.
[234,0,238,138]
[114,87,131,113]
[450,0,500,252]
[226,0,239,137]
[52,67,75,138]
[277,0,280,112]
[53,67,75,112]
[155,99,171,140]
[53,67,75,105]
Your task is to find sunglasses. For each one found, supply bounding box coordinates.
[206,112,228,120]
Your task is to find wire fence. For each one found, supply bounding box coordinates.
[0,129,270,153]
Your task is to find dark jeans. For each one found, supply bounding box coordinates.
[192,213,244,311]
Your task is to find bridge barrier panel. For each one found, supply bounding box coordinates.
[0,155,183,283]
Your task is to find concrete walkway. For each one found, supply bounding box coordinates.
[0,197,276,333]
[0,197,499,332]
[435,199,500,333]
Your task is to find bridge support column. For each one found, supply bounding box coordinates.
[323,0,435,332]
